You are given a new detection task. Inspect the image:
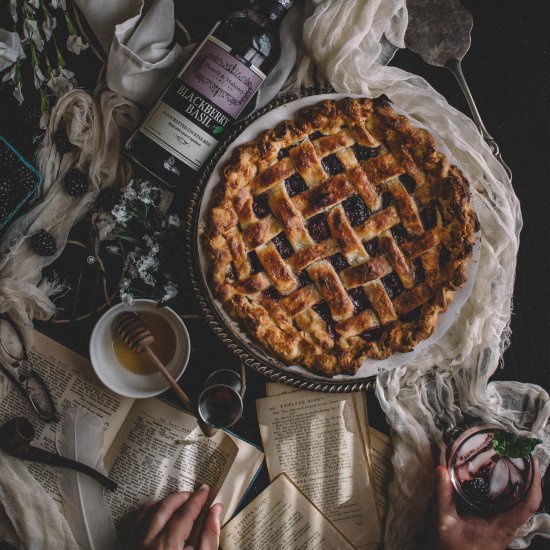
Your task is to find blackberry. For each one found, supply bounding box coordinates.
[64,169,89,196]
[53,130,73,154]
[95,187,121,212]
[462,478,489,501]
[30,229,57,256]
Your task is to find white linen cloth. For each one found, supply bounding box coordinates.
[0,1,548,548]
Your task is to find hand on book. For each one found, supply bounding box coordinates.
[429,461,542,550]
[135,485,223,550]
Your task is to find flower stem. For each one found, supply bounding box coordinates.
[63,8,77,36]
[52,34,66,68]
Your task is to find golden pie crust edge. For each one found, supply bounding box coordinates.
[205,97,476,376]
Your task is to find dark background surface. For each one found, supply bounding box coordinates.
[1,0,549,548]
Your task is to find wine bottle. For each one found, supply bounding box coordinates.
[125,0,294,189]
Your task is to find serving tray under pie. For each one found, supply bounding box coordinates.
[186,92,480,392]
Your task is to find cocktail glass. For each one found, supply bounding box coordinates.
[447,425,535,514]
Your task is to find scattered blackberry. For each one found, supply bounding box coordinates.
[95,187,121,212]
[19,101,41,128]
[53,130,73,154]
[462,478,490,501]
[64,169,89,196]
[30,230,57,256]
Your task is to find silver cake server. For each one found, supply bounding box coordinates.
[405,0,512,178]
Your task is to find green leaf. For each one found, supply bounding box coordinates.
[212,125,224,135]
[492,430,542,458]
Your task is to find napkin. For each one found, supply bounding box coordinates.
[74,0,186,107]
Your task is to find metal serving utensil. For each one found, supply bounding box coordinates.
[405,0,512,179]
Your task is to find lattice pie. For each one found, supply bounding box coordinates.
[206,97,475,375]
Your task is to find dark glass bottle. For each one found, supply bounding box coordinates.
[126,0,294,189]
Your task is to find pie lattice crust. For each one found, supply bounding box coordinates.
[206,97,475,376]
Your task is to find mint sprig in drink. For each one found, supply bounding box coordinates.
[447,426,540,514]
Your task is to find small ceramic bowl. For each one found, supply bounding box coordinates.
[90,299,190,398]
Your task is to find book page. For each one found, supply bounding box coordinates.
[369,429,393,519]
[0,331,135,503]
[257,390,381,549]
[104,397,260,538]
[215,430,265,526]
[265,383,393,520]
[220,473,355,550]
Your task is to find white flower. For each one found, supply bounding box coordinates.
[167,214,181,228]
[47,66,74,96]
[139,180,153,193]
[27,0,40,9]
[143,235,160,256]
[121,292,134,307]
[123,186,137,201]
[136,254,159,287]
[23,19,44,51]
[121,278,131,290]
[2,65,15,83]
[161,280,178,303]
[2,65,23,103]
[13,80,24,104]
[106,245,120,256]
[42,15,57,41]
[33,64,46,89]
[93,212,116,239]
[0,30,26,71]
[9,1,17,22]
[50,0,66,9]
[112,204,129,226]
[125,251,139,279]
[66,35,88,55]
[39,110,49,129]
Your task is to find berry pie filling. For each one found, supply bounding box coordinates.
[252,192,271,218]
[342,195,371,227]
[284,173,309,197]
[208,97,475,374]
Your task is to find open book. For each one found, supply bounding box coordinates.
[0,331,264,540]
[220,383,393,550]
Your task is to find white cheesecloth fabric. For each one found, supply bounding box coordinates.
[286,1,550,549]
[0,0,548,548]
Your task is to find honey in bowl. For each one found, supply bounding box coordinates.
[112,311,176,374]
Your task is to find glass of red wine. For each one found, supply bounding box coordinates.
[197,370,243,429]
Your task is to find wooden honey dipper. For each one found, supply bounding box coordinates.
[115,312,216,437]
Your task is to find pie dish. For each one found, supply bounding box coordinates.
[206,96,476,376]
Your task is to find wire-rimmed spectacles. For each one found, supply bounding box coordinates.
[0,314,59,423]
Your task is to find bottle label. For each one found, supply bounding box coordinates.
[140,35,266,171]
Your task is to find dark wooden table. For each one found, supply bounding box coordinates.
[2,0,549,548]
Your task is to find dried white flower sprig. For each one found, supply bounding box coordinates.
[0,0,87,127]
[102,179,183,307]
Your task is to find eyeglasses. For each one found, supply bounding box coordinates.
[0,315,59,423]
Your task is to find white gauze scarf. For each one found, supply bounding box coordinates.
[284,1,549,549]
